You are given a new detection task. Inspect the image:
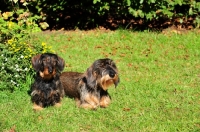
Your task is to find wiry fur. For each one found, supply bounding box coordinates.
[60,58,120,109]
[31,53,65,110]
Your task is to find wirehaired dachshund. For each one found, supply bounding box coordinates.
[31,53,65,111]
[60,58,120,109]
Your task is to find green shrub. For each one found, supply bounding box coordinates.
[0,16,54,92]
[93,0,200,27]
[127,0,200,21]
[1,0,200,29]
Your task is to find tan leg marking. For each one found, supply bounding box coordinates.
[75,98,81,107]
[33,103,43,111]
[54,102,62,107]
[100,96,111,108]
[80,103,97,110]
[80,93,99,109]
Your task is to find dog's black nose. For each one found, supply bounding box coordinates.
[49,68,53,73]
[109,71,115,78]
[49,70,53,73]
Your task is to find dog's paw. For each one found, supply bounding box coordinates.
[80,103,98,110]
[100,96,111,108]
[54,102,62,107]
[33,103,43,111]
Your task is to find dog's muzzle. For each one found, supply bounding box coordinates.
[101,70,120,90]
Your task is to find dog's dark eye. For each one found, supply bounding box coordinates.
[94,69,100,75]
[42,60,47,64]
[112,63,116,68]
[53,61,57,65]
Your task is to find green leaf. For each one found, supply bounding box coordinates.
[22,2,28,6]
[150,0,155,3]
[138,10,144,18]
[93,0,101,4]
[127,0,131,6]
[134,10,138,17]
[179,18,183,23]
[189,7,193,15]
[178,0,182,6]
[39,22,49,30]
[13,0,18,4]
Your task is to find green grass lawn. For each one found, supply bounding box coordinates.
[0,30,200,132]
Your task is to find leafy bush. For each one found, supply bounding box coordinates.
[0,16,54,92]
[126,0,200,26]
[1,0,199,29]
[93,0,200,28]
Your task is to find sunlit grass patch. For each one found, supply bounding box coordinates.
[1,30,200,131]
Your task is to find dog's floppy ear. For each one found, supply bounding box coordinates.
[57,56,65,71]
[31,54,42,71]
[31,54,41,71]
[85,66,97,89]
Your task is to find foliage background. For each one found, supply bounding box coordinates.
[1,0,200,30]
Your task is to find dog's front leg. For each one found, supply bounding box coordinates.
[33,103,43,111]
[100,95,111,108]
[79,85,100,110]
[100,90,111,108]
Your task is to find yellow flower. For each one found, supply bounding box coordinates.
[8,21,13,29]
[14,48,20,52]
[7,39,14,44]
[50,49,55,53]
[41,42,46,47]
[28,48,32,52]
[42,47,47,53]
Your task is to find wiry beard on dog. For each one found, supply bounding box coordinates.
[100,74,119,91]
[60,58,120,109]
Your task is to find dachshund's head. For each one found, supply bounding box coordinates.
[85,58,120,91]
[31,53,65,80]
